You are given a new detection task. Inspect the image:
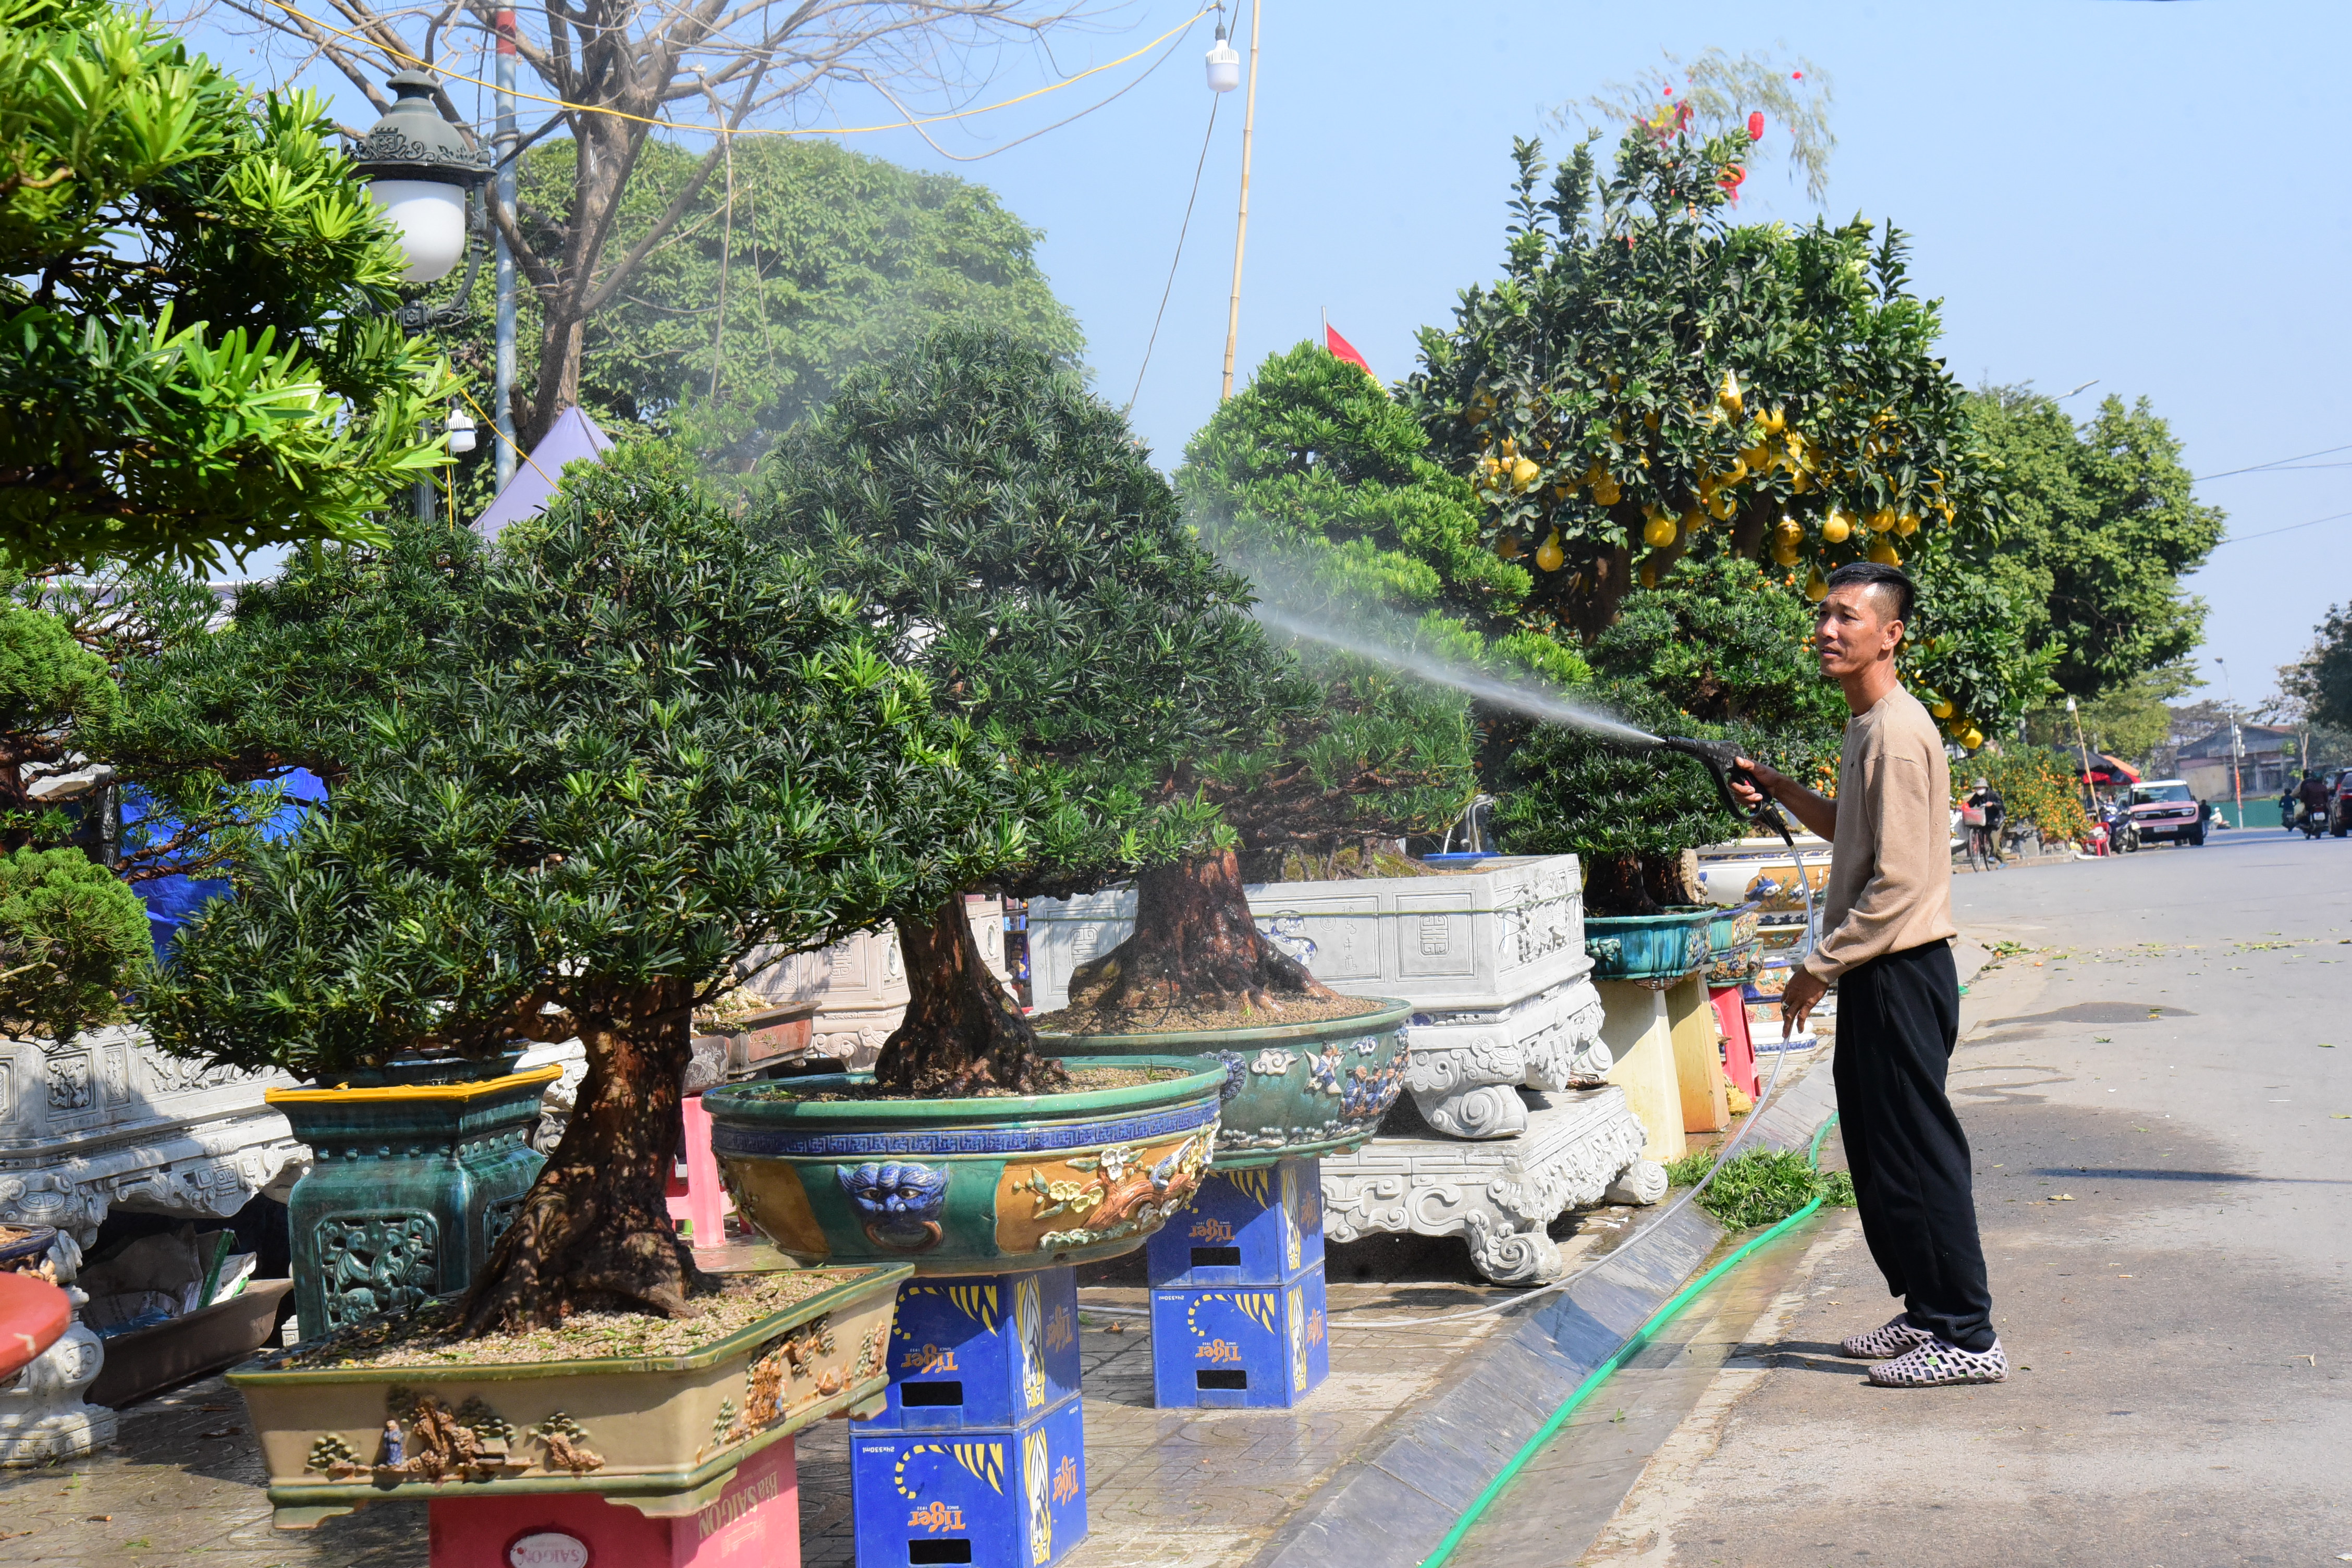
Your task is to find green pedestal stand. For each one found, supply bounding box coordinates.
[269,1067,557,1342]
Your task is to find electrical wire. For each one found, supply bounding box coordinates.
[2195,441,2352,482]
[2208,506,2352,547]
[258,0,1208,143]
[1126,89,1219,411]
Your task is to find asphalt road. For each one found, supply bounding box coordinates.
[1462,824,2352,1568]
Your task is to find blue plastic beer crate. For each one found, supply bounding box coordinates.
[850,1393,1086,1568]
[1143,1158,1324,1288]
[1148,1261,1329,1408]
[868,1267,1082,1432]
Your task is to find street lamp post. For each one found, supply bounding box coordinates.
[2216,657,2244,825]
[348,70,494,523]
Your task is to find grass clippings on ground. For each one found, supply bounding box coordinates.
[1665,1146,1855,1229]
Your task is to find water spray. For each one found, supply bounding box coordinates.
[1252,606,1795,845]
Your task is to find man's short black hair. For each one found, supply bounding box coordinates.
[1823,561,1915,626]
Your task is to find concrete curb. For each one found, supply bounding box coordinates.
[1248,1059,1841,1568]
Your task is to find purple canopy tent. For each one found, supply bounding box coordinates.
[472,405,614,542]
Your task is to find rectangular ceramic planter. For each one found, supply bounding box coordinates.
[228,1263,911,1528]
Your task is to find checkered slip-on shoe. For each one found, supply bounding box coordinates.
[1840,1315,1933,1359]
[1866,1336,2008,1387]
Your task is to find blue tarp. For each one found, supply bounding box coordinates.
[128,768,327,959]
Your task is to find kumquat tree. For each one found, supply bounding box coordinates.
[1407,122,2038,746]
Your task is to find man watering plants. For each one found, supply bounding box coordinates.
[1729,561,2005,1388]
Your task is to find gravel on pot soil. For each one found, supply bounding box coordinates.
[1033,991,1389,1038]
[736,1065,1185,1102]
[262,1268,866,1371]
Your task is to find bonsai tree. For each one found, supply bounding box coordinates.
[138,445,1023,1331]
[754,330,1472,1086]
[1494,557,1844,912]
[2,0,449,572]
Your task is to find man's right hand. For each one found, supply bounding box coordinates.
[1730,757,1785,811]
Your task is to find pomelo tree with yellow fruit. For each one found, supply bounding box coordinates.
[1407,129,2041,748]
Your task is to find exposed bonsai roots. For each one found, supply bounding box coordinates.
[1066,850,1336,1017]
[872,897,1066,1097]
[458,982,713,1337]
[1583,851,1659,916]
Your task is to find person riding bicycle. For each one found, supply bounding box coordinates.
[1963,776,2005,868]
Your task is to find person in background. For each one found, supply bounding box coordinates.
[1963,776,2005,870]
[1731,561,2004,1388]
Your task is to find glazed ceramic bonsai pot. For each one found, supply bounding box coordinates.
[228,1262,911,1528]
[1702,901,1763,986]
[701,1057,1223,1276]
[267,1067,557,1341]
[1583,906,1713,984]
[1034,1000,1413,1168]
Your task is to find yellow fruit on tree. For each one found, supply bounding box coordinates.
[1867,506,1896,533]
[1643,410,1660,431]
[1772,538,1800,566]
[1805,568,1829,602]
[1592,475,1622,506]
[1536,531,1565,571]
[1740,442,1772,469]
[1821,510,1853,544]
[1710,493,1736,520]
[1639,561,1658,589]
[1680,507,1706,534]
[1868,538,1900,566]
[1930,698,1955,719]
[1790,466,1811,494]
[1510,457,1540,490]
[1962,726,1985,750]
[1896,511,1920,535]
[1645,513,1679,548]
[1719,371,1744,419]
[1761,406,1786,435]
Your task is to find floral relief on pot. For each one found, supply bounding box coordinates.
[994,1131,1210,1254]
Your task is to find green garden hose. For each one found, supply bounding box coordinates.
[1415,1109,1844,1568]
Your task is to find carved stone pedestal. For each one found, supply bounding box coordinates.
[1,1028,308,1464]
[1319,1087,1664,1286]
[0,1233,113,1464]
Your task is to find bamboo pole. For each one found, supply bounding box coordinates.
[1219,0,1261,401]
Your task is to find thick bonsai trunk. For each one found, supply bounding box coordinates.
[1584,851,1660,916]
[459,979,707,1337]
[873,898,1065,1097]
[1642,850,1705,909]
[1067,849,1338,1016]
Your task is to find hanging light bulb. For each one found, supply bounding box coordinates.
[1205,20,1241,92]
[446,405,478,455]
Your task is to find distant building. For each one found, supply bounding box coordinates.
[2176,721,2302,800]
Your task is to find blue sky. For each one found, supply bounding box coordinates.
[187,0,2352,712]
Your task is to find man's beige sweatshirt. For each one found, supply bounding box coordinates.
[1803,685,1957,983]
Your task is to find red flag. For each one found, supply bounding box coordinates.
[1325,324,1374,379]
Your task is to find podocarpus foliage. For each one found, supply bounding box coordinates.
[756,330,1436,1085]
[140,446,1024,1332]
[0,0,450,572]
[1496,557,1843,914]
[1407,130,2037,743]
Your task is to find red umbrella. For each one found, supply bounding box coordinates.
[2082,754,2141,787]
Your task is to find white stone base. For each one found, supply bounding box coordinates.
[1320,1086,1663,1285]
[1401,972,1610,1138]
[0,1400,116,1465]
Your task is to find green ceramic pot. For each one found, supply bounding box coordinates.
[702,1057,1223,1277]
[229,1263,909,1528]
[268,1069,555,1343]
[1035,999,1413,1169]
[1583,906,1713,983]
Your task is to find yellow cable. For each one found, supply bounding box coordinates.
[263,0,1209,143]
[451,379,554,489]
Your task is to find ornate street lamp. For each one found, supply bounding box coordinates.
[349,69,495,330]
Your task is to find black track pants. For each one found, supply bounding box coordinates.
[1831,940,1996,1351]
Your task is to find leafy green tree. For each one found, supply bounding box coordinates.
[431,137,1082,496]
[0,844,150,1039]
[1966,387,2224,700]
[1494,556,1843,911]
[2279,604,2352,738]
[756,330,1468,1078]
[1406,131,2037,745]
[0,0,451,571]
[138,445,1020,1330]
